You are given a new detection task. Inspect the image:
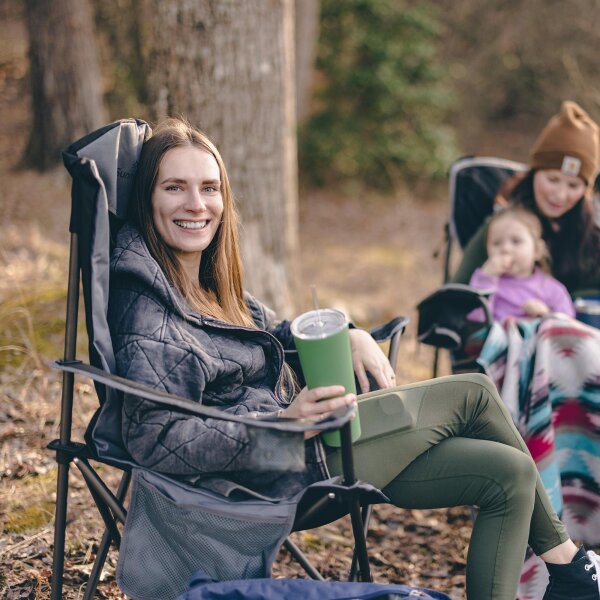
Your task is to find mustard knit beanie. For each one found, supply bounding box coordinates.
[529,100,599,184]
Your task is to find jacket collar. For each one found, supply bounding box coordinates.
[112,223,191,319]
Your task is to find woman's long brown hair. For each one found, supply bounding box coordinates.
[129,118,254,327]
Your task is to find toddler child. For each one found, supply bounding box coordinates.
[469,206,575,321]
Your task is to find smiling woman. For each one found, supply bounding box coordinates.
[453,101,600,297]
[127,118,253,327]
[533,169,587,220]
[151,146,224,280]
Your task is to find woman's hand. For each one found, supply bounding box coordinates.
[281,385,356,439]
[349,328,396,393]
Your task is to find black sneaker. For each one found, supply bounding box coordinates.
[543,546,600,600]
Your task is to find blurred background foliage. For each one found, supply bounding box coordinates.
[297,0,600,190]
[436,0,600,157]
[94,0,152,120]
[298,0,457,189]
[7,0,600,191]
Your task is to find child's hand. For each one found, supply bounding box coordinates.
[481,254,513,276]
[522,299,550,317]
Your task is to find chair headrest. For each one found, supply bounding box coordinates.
[63,119,152,221]
[449,157,527,249]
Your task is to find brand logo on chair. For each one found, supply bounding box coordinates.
[561,155,581,176]
[117,161,138,180]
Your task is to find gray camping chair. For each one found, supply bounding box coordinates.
[48,119,410,599]
[417,156,528,376]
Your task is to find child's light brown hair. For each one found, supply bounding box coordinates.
[487,205,551,272]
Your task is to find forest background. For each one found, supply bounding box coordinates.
[1,0,600,598]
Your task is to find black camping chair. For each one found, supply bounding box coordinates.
[417,156,528,376]
[48,119,410,600]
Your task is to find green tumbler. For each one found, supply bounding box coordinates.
[290,308,360,446]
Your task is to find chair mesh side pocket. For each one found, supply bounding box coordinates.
[116,469,297,600]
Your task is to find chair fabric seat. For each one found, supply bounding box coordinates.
[117,468,299,600]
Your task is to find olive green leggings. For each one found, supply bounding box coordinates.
[325,373,569,600]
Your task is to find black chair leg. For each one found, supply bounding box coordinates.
[348,499,371,582]
[349,505,372,581]
[74,458,127,524]
[339,422,372,583]
[82,470,132,600]
[282,537,326,581]
[433,347,440,378]
[50,462,71,600]
[82,528,112,600]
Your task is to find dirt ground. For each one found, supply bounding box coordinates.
[0,13,474,600]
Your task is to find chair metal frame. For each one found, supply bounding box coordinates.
[443,156,529,284]
[48,119,409,599]
[431,156,528,376]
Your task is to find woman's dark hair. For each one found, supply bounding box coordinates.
[508,170,600,291]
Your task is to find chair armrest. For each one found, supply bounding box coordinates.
[368,315,409,343]
[284,315,409,383]
[416,284,493,349]
[50,359,354,435]
[368,315,409,372]
[52,359,361,480]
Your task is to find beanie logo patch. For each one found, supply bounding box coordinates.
[561,155,581,176]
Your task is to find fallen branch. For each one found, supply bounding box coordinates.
[0,525,52,558]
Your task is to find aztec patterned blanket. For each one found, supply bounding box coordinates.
[474,315,600,600]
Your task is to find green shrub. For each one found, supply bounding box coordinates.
[299,0,458,190]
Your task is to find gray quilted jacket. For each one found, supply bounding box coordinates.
[108,224,329,499]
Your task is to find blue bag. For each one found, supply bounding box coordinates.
[177,571,452,600]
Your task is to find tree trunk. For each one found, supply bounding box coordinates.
[94,0,152,118]
[294,0,320,123]
[148,0,298,317]
[23,0,106,170]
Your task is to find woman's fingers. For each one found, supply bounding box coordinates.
[309,389,355,414]
[348,328,396,391]
[317,394,355,416]
[302,386,355,417]
[308,385,346,401]
[373,366,396,390]
[297,387,356,439]
[366,357,396,390]
[285,385,355,420]
[354,360,370,394]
